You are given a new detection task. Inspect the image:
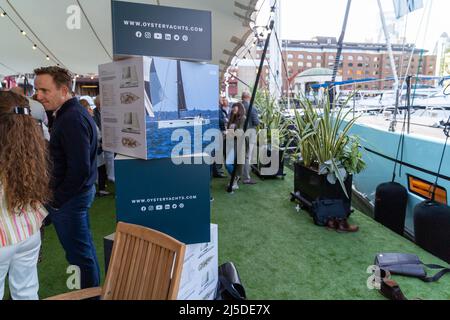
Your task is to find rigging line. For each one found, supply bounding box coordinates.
[76,0,113,60]
[0,5,61,66]
[398,0,431,92]
[234,30,258,61]
[431,115,450,200]
[254,0,268,23]
[4,1,65,67]
[264,55,283,95]
[260,1,282,94]
[229,73,252,89]
[0,61,19,74]
[273,30,289,88]
[246,48,261,71]
[397,14,409,81]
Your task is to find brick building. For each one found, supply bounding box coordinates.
[226,36,437,97]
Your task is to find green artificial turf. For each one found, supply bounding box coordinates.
[5,169,449,300]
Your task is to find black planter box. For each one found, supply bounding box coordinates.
[293,162,352,215]
[252,146,290,179]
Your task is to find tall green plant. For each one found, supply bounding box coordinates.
[290,93,366,197]
[254,90,290,147]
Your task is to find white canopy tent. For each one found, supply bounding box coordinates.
[0,0,261,79]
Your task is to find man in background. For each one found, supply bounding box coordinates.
[241,91,260,185]
[212,97,229,178]
[94,95,115,183]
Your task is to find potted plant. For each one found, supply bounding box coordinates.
[289,93,366,214]
[252,90,291,178]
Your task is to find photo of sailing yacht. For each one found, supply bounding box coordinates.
[122,112,141,134]
[143,56,219,158]
[120,65,139,88]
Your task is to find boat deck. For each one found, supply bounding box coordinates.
[355,115,448,141]
[32,169,450,300]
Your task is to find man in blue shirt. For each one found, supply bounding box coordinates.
[34,66,100,289]
[241,92,260,185]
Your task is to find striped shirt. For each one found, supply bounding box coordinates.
[0,185,48,248]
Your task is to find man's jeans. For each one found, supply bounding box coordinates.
[243,131,257,181]
[47,186,100,289]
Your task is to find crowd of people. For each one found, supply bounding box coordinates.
[214,92,261,191]
[0,65,261,300]
[0,66,106,300]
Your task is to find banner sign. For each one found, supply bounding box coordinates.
[112,0,212,61]
[99,56,219,160]
[393,0,424,19]
[115,154,211,244]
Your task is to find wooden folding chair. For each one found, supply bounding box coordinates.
[46,222,186,300]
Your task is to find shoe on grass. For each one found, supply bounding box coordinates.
[97,190,111,197]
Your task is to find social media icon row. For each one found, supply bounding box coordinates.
[140,203,185,212]
[135,31,188,42]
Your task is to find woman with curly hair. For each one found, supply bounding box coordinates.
[0,91,50,300]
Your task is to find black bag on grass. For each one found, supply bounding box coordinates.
[375,252,450,282]
[215,262,246,300]
[311,198,347,226]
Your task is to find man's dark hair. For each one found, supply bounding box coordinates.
[34,66,73,90]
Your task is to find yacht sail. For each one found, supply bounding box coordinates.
[177,60,188,118]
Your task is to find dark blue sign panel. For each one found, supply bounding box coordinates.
[115,156,211,244]
[112,0,212,61]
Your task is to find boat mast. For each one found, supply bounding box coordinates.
[269,0,282,101]
[329,0,352,107]
[377,0,400,132]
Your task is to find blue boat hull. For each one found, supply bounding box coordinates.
[349,122,450,236]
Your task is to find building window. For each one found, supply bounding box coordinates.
[357,56,363,61]
[298,61,304,67]
[348,63,353,67]
[298,54,304,59]
[287,61,293,67]
[306,62,312,67]
[316,56,322,60]
[287,54,293,59]
[348,55,353,61]
[329,55,334,60]
[316,63,321,67]
[307,55,312,60]
[357,63,363,67]
[374,57,379,62]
